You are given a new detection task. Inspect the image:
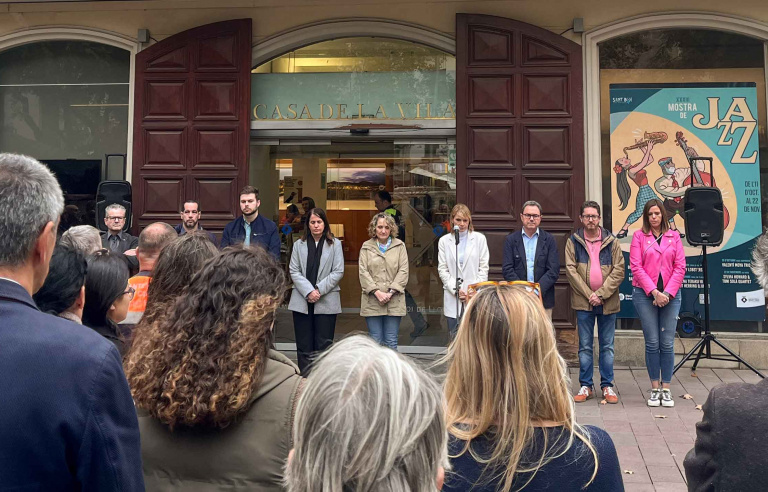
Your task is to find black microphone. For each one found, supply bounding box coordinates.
[454,225,460,245]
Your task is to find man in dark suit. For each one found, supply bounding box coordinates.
[502,200,560,317]
[0,153,144,491]
[101,202,139,271]
[220,185,280,259]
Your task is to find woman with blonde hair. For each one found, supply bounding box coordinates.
[437,203,489,338]
[442,285,623,491]
[359,212,409,350]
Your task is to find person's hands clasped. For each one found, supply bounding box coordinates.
[652,290,670,307]
[374,290,392,305]
[588,293,603,306]
[307,289,321,303]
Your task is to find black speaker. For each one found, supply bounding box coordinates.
[96,180,132,233]
[683,187,724,246]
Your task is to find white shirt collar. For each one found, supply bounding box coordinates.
[0,276,23,287]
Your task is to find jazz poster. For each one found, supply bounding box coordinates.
[610,83,764,321]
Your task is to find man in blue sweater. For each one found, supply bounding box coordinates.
[220,185,280,259]
[0,153,144,491]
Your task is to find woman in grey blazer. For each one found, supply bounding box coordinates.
[288,207,344,375]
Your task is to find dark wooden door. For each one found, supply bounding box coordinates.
[456,14,584,351]
[132,19,252,236]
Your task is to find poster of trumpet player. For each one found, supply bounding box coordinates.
[610,83,764,321]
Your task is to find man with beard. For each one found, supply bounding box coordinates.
[566,201,625,405]
[221,186,280,258]
[174,199,218,246]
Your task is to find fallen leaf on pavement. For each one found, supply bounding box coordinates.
[600,399,607,405]
[695,404,703,410]
[623,470,634,475]
[653,414,668,419]
[681,394,694,400]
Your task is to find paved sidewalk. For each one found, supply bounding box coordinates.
[571,366,763,491]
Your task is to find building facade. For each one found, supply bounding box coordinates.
[1,1,767,352]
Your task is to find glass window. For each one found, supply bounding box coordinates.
[599,29,767,332]
[599,30,767,228]
[0,41,131,230]
[252,37,457,348]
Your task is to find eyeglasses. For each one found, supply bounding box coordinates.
[466,281,542,302]
[581,215,600,221]
[106,216,125,222]
[122,286,135,301]
[522,214,541,220]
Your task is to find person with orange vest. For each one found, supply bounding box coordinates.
[120,223,177,329]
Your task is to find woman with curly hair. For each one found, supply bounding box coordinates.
[442,285,623,491]
[124,246,302,491]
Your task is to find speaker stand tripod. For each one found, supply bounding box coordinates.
[673,245,764,378]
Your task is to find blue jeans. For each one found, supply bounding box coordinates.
[633,287,681,384]
[576,306,617,389]
[366,316,402,350]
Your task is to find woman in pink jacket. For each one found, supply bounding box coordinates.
[630,199,686,408]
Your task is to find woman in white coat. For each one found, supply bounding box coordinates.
[438,204,489,338]
[288,207,344,375]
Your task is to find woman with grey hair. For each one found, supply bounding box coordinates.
[285,334,447,492]
[358,212,409,349]
[59,225,102,255]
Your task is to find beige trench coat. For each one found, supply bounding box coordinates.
[358,237,409,317]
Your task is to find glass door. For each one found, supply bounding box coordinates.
[255,140,456,351]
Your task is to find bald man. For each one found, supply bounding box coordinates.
[121,222,177,327]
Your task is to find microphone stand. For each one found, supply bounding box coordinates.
[454,228,464,324]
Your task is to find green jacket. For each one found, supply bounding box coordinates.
[139,350,302,491]
[565,228,625,314]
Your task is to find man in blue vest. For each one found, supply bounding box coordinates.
[221,185,280,259]
[0,153,143,491]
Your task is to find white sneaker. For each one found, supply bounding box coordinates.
[648,389,661,407]
[661,389,675,407]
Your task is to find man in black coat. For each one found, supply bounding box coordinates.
[684,230,768,491]
[684,378,768,490]
[502,200,560,316]
[100,202,139,271]
[0,153,144,491]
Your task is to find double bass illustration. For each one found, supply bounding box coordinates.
[675,131,730,229]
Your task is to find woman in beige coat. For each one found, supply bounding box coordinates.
[359,212,409,350]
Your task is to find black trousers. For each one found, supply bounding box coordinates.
[293,304,337,375]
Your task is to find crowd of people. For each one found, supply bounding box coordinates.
[1,151,765,491]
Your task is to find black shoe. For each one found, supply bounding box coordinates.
[616,229,628,239]
[679,232,685,238]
